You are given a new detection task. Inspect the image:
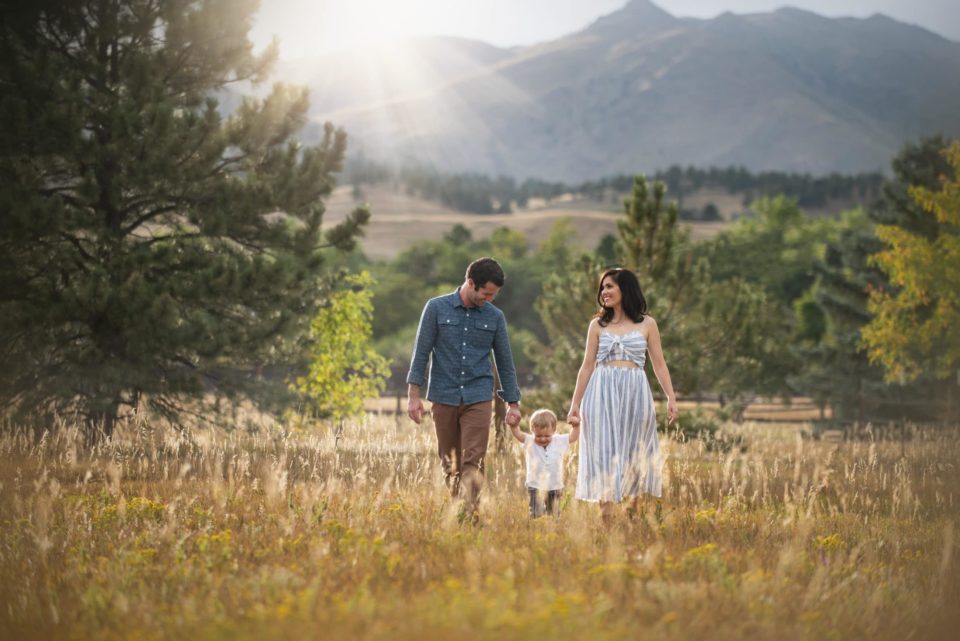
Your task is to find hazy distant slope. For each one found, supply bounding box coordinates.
[278,36,513,114]
[291,1,960,180]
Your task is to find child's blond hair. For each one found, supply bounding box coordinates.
[529,408,557,430]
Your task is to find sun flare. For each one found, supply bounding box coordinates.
[317,0,438,53]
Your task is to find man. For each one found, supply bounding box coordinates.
[406,257,522,521]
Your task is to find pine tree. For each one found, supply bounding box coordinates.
[796,210,897,422]
[0,1,370,438]
[617,177,681,285]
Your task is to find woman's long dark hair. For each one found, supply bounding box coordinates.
[596,268,647,326]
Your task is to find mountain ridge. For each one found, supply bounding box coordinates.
[288,2,960,180]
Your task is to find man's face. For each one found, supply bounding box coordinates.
[466,279,500,307]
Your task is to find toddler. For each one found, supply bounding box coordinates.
[509,408,580,517]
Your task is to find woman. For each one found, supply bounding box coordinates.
[567,268,677,519]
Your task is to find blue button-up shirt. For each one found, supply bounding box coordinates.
[406,288,521,406]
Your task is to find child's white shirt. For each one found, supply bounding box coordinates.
[523,433,570,490]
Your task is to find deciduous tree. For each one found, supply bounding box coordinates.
[295,272,389,433]
[863,141,960,384]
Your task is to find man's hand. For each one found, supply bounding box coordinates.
[505,405,522,428]
[407,397,425,424]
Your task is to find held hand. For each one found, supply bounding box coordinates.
[566,407,581,426]
[407,398,425,424]
[667,399,679,425]
[505,407,522,428]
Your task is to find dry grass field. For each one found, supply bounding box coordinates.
[1,415,958,641]
[323,185,728,260]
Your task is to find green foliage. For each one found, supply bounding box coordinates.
[870,136,953,239]
[527,254,601,412]
[792,209,913,422]
[295,272,389,424]
[699,196,844,398]
[618,178,786,400]
[595,233,617,266]
[0,1,369,436]
[616,176,683,283]
[528,176,788,408]
[774,138,959,423]
[863,141,960,384]
[370,222,573,353]
[706,196,828,305]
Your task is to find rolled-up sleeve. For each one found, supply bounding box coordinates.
[492,315,522,404]
[406,300,438,387]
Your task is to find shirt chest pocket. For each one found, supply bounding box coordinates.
[438,316,461,333]
[470,318,496,349]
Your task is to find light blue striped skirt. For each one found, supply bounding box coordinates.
[576,365,663,502]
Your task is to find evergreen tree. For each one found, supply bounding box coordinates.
[0,1,369,438]
[870,136,952,239]
[617,177,681,285]
[794,210,899,422]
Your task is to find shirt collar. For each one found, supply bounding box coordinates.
[450,287,486,313]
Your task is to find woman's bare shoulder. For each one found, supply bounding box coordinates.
[586,316,603,336]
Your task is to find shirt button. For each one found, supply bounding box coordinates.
[460,385,464,389]
[461,371,465,375]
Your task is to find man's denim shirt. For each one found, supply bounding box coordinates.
[406,289,521,406]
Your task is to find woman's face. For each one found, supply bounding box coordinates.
[600,276,621,309]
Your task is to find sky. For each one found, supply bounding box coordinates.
[250,0,960,59]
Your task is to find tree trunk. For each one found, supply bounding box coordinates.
[88,394,120,445]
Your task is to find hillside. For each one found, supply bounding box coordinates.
[325,184,728,260]
[286,1,960,181]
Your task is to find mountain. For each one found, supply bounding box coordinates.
[288,0,960,180]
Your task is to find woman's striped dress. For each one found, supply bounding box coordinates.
[576,330,663,502]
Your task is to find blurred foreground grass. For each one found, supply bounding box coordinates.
[1,416,958,640]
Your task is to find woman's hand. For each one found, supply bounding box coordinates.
[566,407,581,426]
[666,398,679,425]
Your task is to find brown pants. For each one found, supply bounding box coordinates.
[431,400,493,513]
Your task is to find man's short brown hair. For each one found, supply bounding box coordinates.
[466,257,505,289]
